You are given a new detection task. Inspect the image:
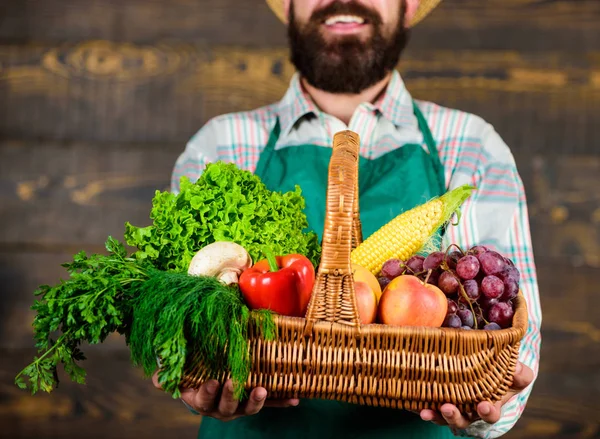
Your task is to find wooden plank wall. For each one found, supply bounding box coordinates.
[1,0,599,438]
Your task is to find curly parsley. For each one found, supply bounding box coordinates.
[15,237,151,394]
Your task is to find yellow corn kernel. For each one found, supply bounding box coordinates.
[351,185,475,275]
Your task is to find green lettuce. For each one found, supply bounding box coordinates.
[124,162,321,272]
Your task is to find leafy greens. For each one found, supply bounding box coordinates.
[129,270,276,399]
[124,161,321,272]
[15,237,151,394]
[16,161,319,399]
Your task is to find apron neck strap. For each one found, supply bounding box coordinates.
[264,118,281,153]
[253,118,281,178]
[411,101,444,170]
[265,102,444,178]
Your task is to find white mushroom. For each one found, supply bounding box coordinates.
[187,241,253,285]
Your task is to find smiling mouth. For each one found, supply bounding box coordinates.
[322,14,369,33]
[324,15,367,26]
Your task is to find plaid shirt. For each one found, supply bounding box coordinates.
[171,70,541,439]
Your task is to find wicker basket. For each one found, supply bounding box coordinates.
[181,130,529,413]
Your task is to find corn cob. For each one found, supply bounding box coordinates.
[350,184,475,275]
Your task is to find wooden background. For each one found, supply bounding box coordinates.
[1,0,599,438]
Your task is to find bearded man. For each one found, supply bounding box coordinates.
[161,1,542,438]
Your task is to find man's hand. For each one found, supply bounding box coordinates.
[418,361,534,430]
[152,371,299,422]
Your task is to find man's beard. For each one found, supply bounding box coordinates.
[287,1,410,94]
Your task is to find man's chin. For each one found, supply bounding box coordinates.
[320,43,372,61]
[318,50,374,70]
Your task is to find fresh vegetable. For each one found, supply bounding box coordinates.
[14,237,151,394]
[187,241,252,285]
[15,161,321,398]
[239,248,315,318]
[124,162,321,273]
[14,236,276,399]
[129,270,276,400]
[350,184,475,275]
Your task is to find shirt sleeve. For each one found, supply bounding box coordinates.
[443,123,542,438]
[170,120,221,194]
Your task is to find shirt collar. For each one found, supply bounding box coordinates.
[276,70,418,137]
[373,70,418,129]
[276,73,319,139]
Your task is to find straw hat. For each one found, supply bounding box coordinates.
[266,0,442,27]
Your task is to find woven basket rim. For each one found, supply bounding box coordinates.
[273,290,529,338]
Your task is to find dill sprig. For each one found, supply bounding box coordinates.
[129,270,277,400]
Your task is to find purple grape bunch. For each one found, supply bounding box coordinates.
[434,245,519,330]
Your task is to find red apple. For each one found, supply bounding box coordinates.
[377,275,447,327]
[354,281,378,324]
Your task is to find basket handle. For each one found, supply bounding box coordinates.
[303,130,362,335]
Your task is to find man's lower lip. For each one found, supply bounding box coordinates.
[323,23,368,34]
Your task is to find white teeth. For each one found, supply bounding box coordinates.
[325,15,365,25]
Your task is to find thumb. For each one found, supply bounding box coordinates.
[152,370,163,390]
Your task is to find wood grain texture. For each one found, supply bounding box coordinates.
[0,41,205,143]
[1,349,201,439]
[1,42,600,151]
[0,140,178,248]
[0,250,107,349]
[1,0,599,51]
[0,0,282,46]
[519,154,600,268]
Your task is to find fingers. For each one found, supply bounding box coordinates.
[419,409,448,426]
[416,364,534,430]
[438,404,472,430]
[264,398,300,408]
[476,401,502,424]
[472,362,533,424]
[188,379,220,413]
[151,370,162,390]
[241,388,299,412]
[217,380,241,417]
[242,387,268,416]
[511,362,534,392]
[153,372,299,422]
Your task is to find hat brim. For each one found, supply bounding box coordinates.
[266,0,442,27]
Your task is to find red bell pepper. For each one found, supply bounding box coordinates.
[239,248,315,317]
